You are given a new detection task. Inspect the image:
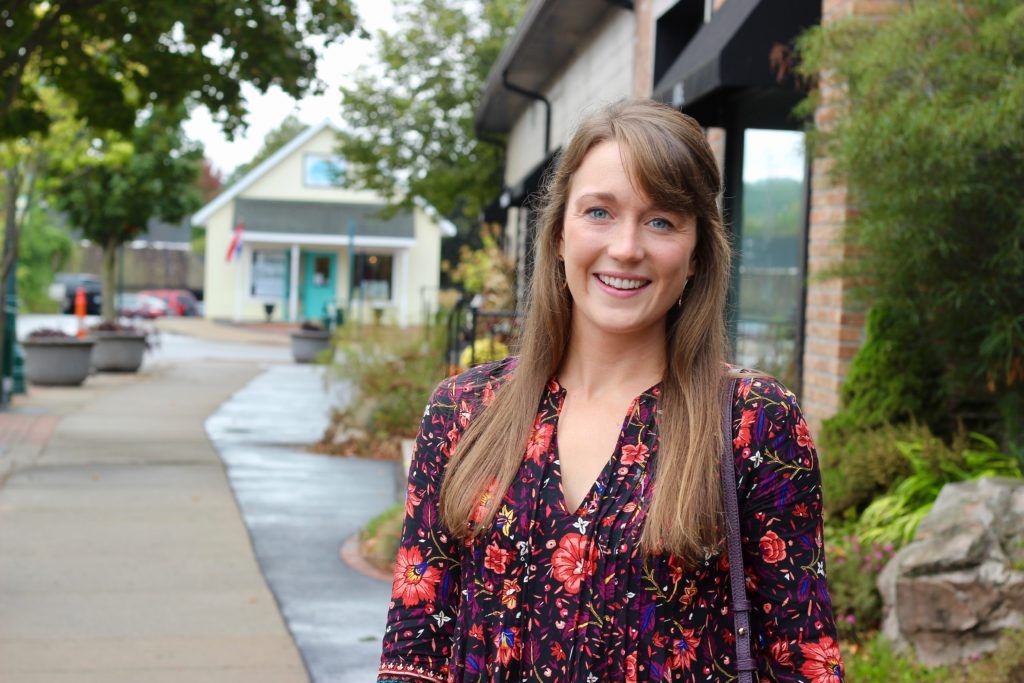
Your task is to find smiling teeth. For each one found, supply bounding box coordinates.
[598,275,647,290]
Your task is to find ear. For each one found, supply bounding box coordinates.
[687,254,697,279]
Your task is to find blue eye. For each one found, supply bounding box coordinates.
[649,217,674,230]
[586,207,610,220]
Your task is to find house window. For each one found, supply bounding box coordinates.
[734,129,806,390]
[353,253,393,302]
[250,249,288,299]
[303,153,346,187]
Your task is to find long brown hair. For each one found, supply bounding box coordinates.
[439,99,733,562]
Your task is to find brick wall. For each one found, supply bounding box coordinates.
[801,0,906,429]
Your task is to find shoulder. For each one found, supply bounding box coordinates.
[433,356,517,405]
[730,372,814,450]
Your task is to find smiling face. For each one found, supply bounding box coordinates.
[559,139,698,346]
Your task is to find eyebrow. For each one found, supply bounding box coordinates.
[573,191,617,205]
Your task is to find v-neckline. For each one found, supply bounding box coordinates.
[548,380,657,519]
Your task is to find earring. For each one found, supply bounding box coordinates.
[677,278,690,307]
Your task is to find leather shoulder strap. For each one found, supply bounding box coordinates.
[720,378,755,681]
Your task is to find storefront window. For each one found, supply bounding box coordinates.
[735,129,806,390]
[353,253,393,302]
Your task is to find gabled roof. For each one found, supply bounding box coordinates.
[191,118,342,225]
[191,118,457,237]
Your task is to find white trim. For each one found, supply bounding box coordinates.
[191,118,343,225]
[289,245,300,321]
[412,197,458,237]
[242,233,416,249]
[128,240,192,251]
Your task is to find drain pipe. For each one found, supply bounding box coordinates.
[502,69,551,156]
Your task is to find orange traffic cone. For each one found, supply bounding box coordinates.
[74,286,87,337]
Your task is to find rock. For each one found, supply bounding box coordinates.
[878,477,1024,665]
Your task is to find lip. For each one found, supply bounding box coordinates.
[593,272,651,295]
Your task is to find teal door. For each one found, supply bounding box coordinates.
[301,252,337,321]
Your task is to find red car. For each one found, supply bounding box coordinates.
[115,293,168,319]
[138,289,199,316]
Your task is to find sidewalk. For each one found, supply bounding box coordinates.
[0,350,309,681]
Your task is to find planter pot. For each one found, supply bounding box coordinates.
[22,337,95,386]
[90,332,148,372]
[291,330,332,363]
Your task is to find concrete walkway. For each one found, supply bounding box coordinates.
[0,319,398,682]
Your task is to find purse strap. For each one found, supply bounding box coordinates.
[720,378,755,682]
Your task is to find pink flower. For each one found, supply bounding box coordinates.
[484,544,512,574]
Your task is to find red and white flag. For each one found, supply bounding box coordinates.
[225,221,244,262]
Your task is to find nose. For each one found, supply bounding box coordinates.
[607,220,644,262]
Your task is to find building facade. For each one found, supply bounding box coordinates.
[475,0,903,429]
[192,120,454,327]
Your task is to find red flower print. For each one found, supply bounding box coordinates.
[551,641,566,661]
[734,409,755,449]
[405,483,422,518]
[494,627,522,666]
[621,441,649,465]
[770,639,794,668]
[625,651,638,683]
[666,628,699,673]
[760,530,787,564]
[551,533,598,594]
[469,480,497,525]
[796,418,815,450]
[458,400,472,428]
[482,381,495,406]
[500,578,520,609]
[667,555,684,584]
[484,544,513,574]
[469,624,484,641]
[799,636,844,683]
[392,546,441,607]
[526,417,554,464]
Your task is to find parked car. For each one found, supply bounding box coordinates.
[138,289,199,316]
[115,293,168,319]
[49,273,102,315]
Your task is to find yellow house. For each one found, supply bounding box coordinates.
[191,119,454,327]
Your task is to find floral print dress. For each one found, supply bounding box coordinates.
[378,358,844,683]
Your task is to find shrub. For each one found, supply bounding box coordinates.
[827,534,896,643]
[318,322,447,459]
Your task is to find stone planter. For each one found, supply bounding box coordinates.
[21,337,95,386]
[290,330,332,363]
[90,332,148,372]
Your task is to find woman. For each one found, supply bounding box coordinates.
[378,99,844,682]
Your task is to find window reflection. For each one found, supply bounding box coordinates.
[735,129,806,390]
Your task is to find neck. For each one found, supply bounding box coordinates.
[557,326,667,400]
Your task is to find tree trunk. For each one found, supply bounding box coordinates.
[101,241,118,322]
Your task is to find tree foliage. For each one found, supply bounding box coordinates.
[798,0,1024,446]
[51,106,203,319]
[0,0,360,140]
[336,0,525,226]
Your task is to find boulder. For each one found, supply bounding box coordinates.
[878,477,1024,665]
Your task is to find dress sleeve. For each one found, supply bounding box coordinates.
[731,377,845,682]
[378,377,465,683]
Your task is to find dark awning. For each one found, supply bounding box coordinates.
[235,199,414,239]
[652,0,820,127]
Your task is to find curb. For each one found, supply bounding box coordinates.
[339,533,393,583]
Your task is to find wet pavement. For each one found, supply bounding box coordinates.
[205,364,397,682]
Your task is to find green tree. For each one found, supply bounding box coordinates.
[0,1,360,140]
[798,0,1024,450]
[51,106,203,320]
[15,205,74,312]
[336,0,526,267]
